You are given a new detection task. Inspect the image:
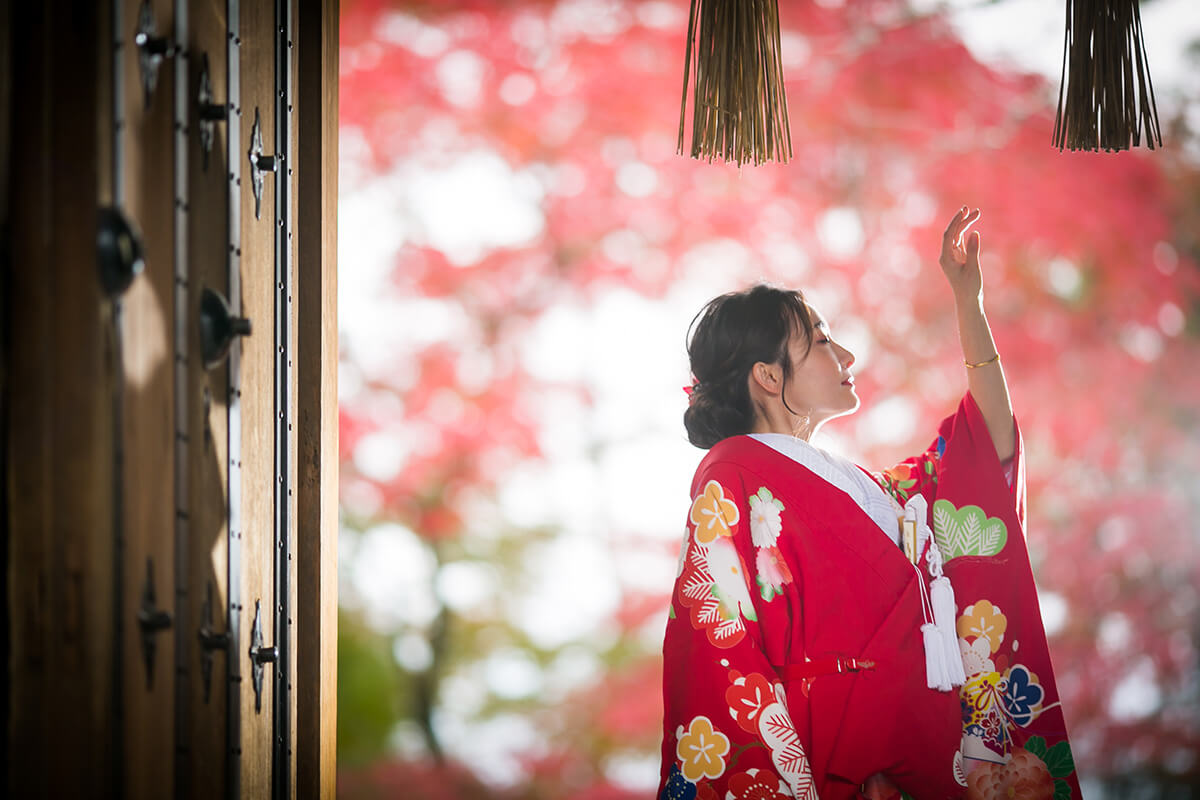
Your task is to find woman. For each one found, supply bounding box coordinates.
[659,209,1078,800]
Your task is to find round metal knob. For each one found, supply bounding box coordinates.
[199,287,252,369]
[252,645,279,666]
[97,207,145,295]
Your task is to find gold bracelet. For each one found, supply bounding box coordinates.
[964,353,1001,369]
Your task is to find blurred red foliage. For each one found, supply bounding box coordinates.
[337,0,1200,794]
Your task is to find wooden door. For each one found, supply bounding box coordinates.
[4,1,337,798]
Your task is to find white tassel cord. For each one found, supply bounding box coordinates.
[912,561,952,692]
[923,519,967,688]
[931,576,966,687]
[906,494,964,691]
[922,622,952,692]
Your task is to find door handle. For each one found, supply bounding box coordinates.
[97,207,145,295]
[199,287,252,370]
[137,558,173,691]
[197,582,231,703]
[248,600,277,713]
[247,108,279,220]
[134,0,179,110]
[197,53,230,172]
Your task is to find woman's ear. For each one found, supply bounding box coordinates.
[750,361,782,395]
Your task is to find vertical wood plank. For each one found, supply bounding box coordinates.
[237,0,278,796]
[118,0,178,793]
[185,1,233,797]
[295,1,339,797]
[6,1,115,797]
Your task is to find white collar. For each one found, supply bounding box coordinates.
[747,433,902,545]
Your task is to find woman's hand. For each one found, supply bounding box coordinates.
[939,206,1015,461]
[939,206,983,303]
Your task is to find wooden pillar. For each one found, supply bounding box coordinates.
[295,1,339,797]
[4,1,338,796]
[5,1,116,797]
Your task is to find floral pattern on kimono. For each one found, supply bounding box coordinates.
[662,393,1081,800]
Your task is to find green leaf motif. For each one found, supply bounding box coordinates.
[932,499,1008,560]
[1044,740,1075,779]
[757,575,779,603]
[1024,735,1048,758]
[712,584,757,622]
[1053,778,1072,800]
[754,486,784,512]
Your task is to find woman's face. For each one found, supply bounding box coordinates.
[782,306,859,425]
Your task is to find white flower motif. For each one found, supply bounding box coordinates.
[676,530,690,577]
[748,487,784,548]
[959,635,995,677]
[705,537,757,622]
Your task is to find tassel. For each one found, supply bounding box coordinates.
[1053,0,1162,151]
[931,576,966,687]
[677,0,793,166]
[922,622,951,691]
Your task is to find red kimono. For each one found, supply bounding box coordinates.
[660,394,1080,800]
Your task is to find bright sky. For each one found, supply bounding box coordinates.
[338,1,1198,787]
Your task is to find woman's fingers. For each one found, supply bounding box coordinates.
[966,230,981,257]
[944,207,982,251]
[943,206,967,240]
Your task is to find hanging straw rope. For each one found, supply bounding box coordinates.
[1053,0,1162,152]
[677,0,792,166]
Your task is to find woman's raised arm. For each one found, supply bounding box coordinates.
[938,207,1016,462]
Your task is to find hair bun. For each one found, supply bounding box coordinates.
[683,381,745,449]
[682,285,812,449]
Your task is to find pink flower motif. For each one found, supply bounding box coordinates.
[755,547,792,589]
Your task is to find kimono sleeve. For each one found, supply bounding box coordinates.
[874,392,1019,513]
[921,394,1082,796]
[659,460,816,800]
[874,431,943,509]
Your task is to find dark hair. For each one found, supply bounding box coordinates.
[683,284,814,449]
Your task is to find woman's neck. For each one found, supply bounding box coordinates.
[751,407,820,441]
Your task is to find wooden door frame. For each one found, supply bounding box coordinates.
[295,0,339,797]
[3,0,339,796]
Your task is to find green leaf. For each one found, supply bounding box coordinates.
[932,500,1008,560]
[668,604,676,619]
[1044,740,1075,779]
[1024,735,1048,758]
[899,478,917,489]
[1053,778,1072,800]
[757,575,778,602]
[924,459,935,475]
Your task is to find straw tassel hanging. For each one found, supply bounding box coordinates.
[677,0,793,166]
[1053,0,1162,152]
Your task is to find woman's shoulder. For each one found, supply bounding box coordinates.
[692,435,790,487]
[699,434,767,465]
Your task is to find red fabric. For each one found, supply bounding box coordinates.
[661,393,1080,800]
[661,437,962,800]
[932,394,1081,797]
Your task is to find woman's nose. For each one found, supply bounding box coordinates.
[836,343,855,368]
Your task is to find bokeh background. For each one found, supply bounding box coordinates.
[334,1,1200,796]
